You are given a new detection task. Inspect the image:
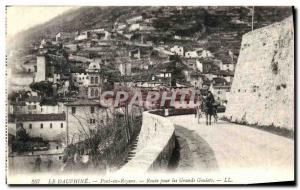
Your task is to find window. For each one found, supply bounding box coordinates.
[28,105,36,110]
[95,77,98,84]
[91,89,94,97]
[61,123,63,128]
[91,77,94,84]
[91,106,95,114]
[40,123,43,129]
[50,123,52,128]
[72,107,76,114]
[95,89,99,97]
[29,124,32,129]
[90,119,96,124]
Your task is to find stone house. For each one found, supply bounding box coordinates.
[126,16,143,24]
[213,70,235,83]
[209,77,231,105]
[55,32,74,42]
[86,61,102,99]
[8,113,66,142]
[75,31,90,41]
[129,48,141,60]
[65,99,113,144]
[170,45,184,56]
[10,96,65,114]
[219,61,235,71]
[187,72,204,88]
[196,59,212,73]
[185,48,204,58]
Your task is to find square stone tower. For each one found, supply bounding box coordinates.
[35,54,46,82]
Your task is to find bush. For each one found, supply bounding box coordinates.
[30,81,54,97]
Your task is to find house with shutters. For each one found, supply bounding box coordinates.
[65,99,113,144]
[8,113,66,142]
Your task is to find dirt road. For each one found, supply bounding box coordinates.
[168,115,294,183]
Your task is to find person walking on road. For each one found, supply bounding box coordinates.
[195,95,203,124]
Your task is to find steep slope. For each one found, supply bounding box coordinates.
[9,6,149,49]
[10,7,292,48]
[7,6,293,77]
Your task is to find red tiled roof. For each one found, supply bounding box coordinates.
[10,101,26,106]
[25,96,40,103]
[65,99,100,106]
[212,70,234,76]
[212,77,231,86]
[8,113,66,122]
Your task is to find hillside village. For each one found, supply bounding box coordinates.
[7,6,292,173]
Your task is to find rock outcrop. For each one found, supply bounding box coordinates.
[225,16,294,130]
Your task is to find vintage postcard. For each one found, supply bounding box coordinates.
[6,6,295,185]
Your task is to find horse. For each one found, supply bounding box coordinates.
[195,104,203,124]
[212,104,218,123]
[194,95,204,124]
[203,92,217,125]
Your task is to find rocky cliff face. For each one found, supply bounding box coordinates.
[225,16,294,130]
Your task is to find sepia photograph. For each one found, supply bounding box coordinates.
[5,5,295,185]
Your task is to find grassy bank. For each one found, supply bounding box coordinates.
[220,116,294,139]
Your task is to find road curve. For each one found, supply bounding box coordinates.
[168,114,294,184]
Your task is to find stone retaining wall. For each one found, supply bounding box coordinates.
[225,16,294,130]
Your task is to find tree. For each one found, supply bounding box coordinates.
[30,81,54,97]
[30,81,59,106]
[14,124,30,153]
[100,64,122,83]
[8,90,31,102]
[168,55,187,86]
[62,105,142,173]
[16,124,29,142]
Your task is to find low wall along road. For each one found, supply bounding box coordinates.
[118,109,293,184]
[118,111,176,173]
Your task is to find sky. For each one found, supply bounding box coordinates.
[6,6,76,38]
